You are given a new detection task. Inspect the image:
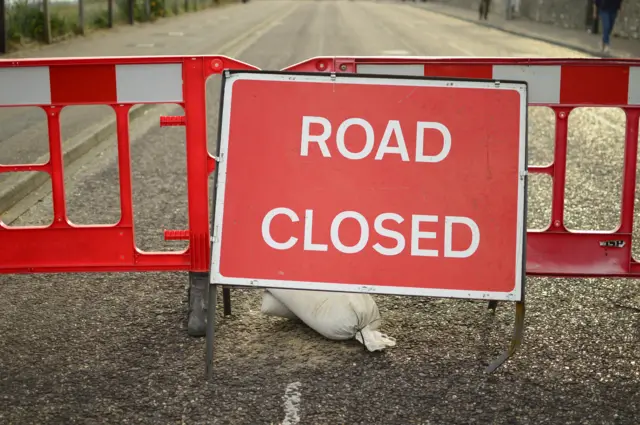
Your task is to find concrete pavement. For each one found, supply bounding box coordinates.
[1,1,639,424]
[412,1,640,59]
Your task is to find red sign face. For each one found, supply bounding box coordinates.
[211,72,527,301]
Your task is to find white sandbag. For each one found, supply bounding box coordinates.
[260,290,298,320]
[266,288,396,352]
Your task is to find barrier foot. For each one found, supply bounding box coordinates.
[187,272,209,337]
[485,301,525,373]
[487,300,498,313]
[205,283,218,381]
[223,287,232,316]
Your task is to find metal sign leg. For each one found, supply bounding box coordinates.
[487,300,499,313]
[205,283,218,381]
[223,287,232,316]
[485,301,525,373]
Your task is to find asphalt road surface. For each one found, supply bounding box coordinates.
[1,0,639,424]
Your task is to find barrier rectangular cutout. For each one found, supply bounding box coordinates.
[210,70,528,301]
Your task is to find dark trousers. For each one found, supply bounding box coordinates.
[479,0,490,19]
[600,9,618,45]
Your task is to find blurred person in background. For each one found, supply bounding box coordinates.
[595,0,623,53]
[479,0,491,20]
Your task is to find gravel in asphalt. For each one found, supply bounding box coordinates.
[1,1,639,424]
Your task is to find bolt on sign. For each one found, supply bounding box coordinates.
[209,69,528,373]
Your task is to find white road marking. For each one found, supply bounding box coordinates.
[224,4,300,58]
[381,49,411,55]
[511,53,546,57]
[281,382,302,425]
[447,41,475,56]
[317,1,326,55]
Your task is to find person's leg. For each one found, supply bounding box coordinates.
[482,0,489,19]
[600,9,612,48]
[609,9,619,40]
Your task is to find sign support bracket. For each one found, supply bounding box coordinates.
[485,301,525,373]
[223,287,232,316]
[205,283,218,381]
[487,300,499,313]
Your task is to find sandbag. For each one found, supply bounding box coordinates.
[260,290,298,320]
[264,288,396,352]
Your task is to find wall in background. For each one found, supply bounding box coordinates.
[439,0,640,40]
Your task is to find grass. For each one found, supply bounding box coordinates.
[4,0,224,52]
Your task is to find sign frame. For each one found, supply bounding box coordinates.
[209,69,529,303]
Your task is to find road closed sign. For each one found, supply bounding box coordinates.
[210,70,528,301]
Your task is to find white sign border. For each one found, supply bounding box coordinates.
[210,71,528,302]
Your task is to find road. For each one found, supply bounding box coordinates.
[1,0,639,424]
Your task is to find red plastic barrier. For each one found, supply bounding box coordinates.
[0,55,257,273]
[2,55,640,278]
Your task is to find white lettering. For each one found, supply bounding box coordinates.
[330,211,369,254]
[301,117,452,163]
[336,118,375,160]
[375,120,410,161]
[260,208,480,258]
[372,213,405,256]
[261,207,299,250]
[304,209,328,251]
[445,216,480,258]
[411,215,439,257]
[416,122,451,163]
[301,116,331,157]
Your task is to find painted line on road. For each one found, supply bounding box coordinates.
[356,2,419,55]
[316,0,327,56]
[381,49,411,55]
[447,41,475,56]
[281,381,302,425]
[217,3,301,59]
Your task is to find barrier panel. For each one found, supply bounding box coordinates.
[0,55,256,274]
[1,55,639,378]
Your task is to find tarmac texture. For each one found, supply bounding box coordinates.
[0,1,638,424]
